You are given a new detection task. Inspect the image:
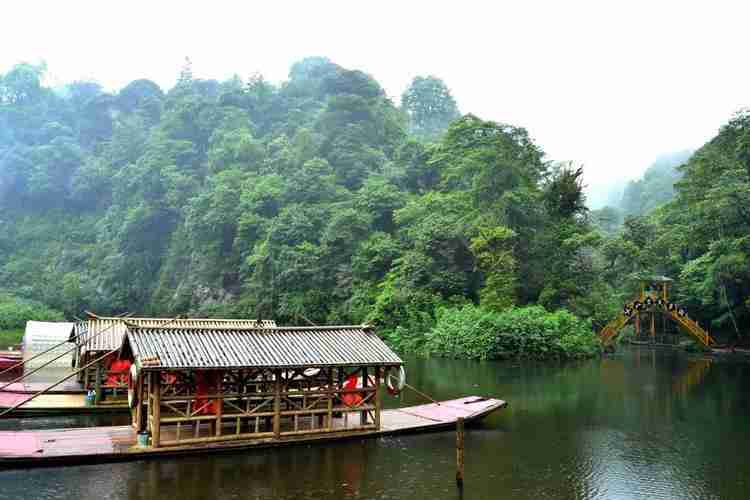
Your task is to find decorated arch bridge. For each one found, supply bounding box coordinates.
[599,276,714,348]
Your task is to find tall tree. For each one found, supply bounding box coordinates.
[401,76,460,141]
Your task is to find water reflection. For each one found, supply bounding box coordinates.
[0,349,748,500]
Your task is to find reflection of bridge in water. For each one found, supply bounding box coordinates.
[600,276,714,348]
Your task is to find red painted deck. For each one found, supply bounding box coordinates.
[0,396,505,467]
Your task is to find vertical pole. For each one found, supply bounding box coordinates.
[374,366,381,430]
[146,369,152,435]
[94,362,102,404]
[134,374,142,431]
[215,373,223,437]
[273,369,281,438]
[152,372,161,448]
[360,366,368,426]
[456,417,465,487]
[327,368,334,430]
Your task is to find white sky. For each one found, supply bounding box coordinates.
[2,1,749,204]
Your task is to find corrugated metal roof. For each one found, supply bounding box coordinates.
[76,318,277,354]
[124,325,403,370]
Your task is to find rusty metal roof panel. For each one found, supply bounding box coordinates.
[125,325,403,370]
[76,318,277,354]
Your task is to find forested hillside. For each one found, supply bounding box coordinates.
[590,151,692,235]
[601,115,750,342]
[0,57,747,355]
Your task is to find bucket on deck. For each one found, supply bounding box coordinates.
[137,431,150,447]
[85,390,96,406]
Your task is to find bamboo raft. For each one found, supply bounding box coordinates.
[0,396,505,468]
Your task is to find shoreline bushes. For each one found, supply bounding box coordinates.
[424,304,599,360]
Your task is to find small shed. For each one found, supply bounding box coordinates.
[71,317,277,398]
[119,324,403,448]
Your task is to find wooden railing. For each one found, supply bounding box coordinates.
[599,305,714,347]
[140,367,382,448]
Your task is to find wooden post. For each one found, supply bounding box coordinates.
[134,374,143,431]
[94,362,102,404]
[152,372,161,448]
[456,417,465,487]
[273,369,281,438]
[215,395,223,437]
[327,368,334,430]
[374,366,381,430]
[360,366,368,426]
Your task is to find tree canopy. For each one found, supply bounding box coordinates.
[1,57,746,355]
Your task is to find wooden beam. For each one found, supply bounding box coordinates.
[273,369,281,438]
[152,372,161,448]
[360,366,368,426]
[327,368,333,430]
[94,363,102,404]
[374,366,381,430]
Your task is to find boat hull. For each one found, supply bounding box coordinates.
[0,396,506,468]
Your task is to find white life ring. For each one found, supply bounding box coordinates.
[128,364,139,408]
[386,366,406,395]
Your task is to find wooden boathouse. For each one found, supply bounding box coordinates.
[70,317,277,403]
[119,324,403,448]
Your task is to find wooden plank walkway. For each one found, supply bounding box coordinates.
[0,396,505,468]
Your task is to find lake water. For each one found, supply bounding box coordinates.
[0,347,748,500]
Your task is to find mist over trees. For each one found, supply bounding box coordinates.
[0,57,747,354]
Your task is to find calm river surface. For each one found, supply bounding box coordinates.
[0,348,748,500]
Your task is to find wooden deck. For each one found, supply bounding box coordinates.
[0,396,505,468]
[0,390,127,416]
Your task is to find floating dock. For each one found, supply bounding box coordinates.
[0,396,505,468]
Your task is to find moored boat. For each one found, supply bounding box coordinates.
[0,396,506,468]
[0,323,507,467]
[0,351,22,371]
[0,317,277,416]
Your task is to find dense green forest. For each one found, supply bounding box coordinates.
[0,58,747,356]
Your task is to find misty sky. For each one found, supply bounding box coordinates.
[2,1,749,203]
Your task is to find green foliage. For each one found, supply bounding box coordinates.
[401,76,460,141]
[470,226,517,310]
[425,304,599,360]
[0,293,64,330]
[0,58,640,357]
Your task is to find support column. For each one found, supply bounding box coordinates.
[374,366,381,430]
[273,369,281,438]
[133,374,142,431]
[360,366,368,425]
[215,384,223,437]
[94,363,102,404]
[327,368,334,430]
[152,372,161,448]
